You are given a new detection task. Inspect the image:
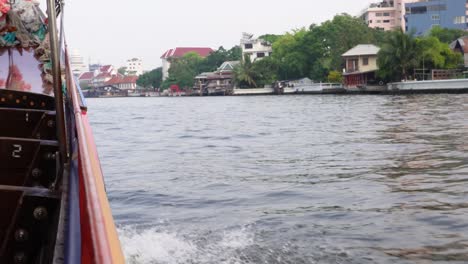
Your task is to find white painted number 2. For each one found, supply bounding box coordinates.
[12,145,22,158]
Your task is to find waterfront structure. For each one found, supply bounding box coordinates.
[78,71,95,89]
[105,74,139,91]
[160,47,213,80]
[218,61,240,73]
[241,33,272,62]
[193,61,240,95]
[70,49,88,77]
[405,0,468,35]
[79,65,118,88]
[342,44,381,88]
[92,65,116,87]
[450,36,468,67]
[126,58,143,76]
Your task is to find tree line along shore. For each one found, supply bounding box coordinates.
[137,14,467,91]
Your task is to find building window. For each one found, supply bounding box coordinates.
[454,16,466,24]
[410,6,427,14]
[362,57,369,66]
[257,52,265,58]
[383,20,390,23]
[244,43,253,49]
[427,5,446,12]
[432,14,440,21]
[383,12,390,16]
[376,13,383,17]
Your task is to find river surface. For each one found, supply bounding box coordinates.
[86,94,468,264]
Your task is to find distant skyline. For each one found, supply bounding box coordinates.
[39,0,377,70]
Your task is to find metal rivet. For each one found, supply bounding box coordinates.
[14,252,27,264]
[44,153,56,160]
[47,120,55,128]
[14,229,29,242]
[31,168,42,179]
[33,207,48,221]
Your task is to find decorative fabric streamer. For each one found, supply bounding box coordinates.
[0,0,11,30]
[0,0,61,89]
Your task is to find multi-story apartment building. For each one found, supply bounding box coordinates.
[126,58,143,76]
[360,0,420,31]
[405,0,468,35]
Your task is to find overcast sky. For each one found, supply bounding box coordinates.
[39,0,376,70]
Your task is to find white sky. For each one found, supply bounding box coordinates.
[39,0,376,70]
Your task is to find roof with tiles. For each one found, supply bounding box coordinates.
[79,72,95,80]
[161,47,214,59]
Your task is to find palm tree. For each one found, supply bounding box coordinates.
[377,29,420,81]
[233,55,257,88]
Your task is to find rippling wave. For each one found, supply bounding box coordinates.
[87,95,468,263]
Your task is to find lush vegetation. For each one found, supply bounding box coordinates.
[160,46,242,89]
[137,67,163,89]
[233,14,387,87]
[148,14,466,89]
[377,29,462,82]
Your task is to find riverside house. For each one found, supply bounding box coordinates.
[193,61,240,95]
[342,44,381,89]
[241,33,272,62]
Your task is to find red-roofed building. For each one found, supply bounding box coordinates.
[78,71,95,89]
[78,65,119,88]
[105,74,139,91]
[161,47,213,80]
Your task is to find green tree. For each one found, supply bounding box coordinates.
[118,67,127,75]
[136,67,163,89]
[429,26,466,44]
[327,71,343,83]
[166,52,203,88]
[417,36,462,70]
[233,55,258,88]
[252,57,279,87]
[306,14,387,79]
[269,14,389,81]
[272,29,309,80]
[259,34,283,45]
[377,29,420,81]
[198,46,242,73]
[227,45,242,61]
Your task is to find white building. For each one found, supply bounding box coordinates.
[126,58,143,76]
[70,49,88,77]
[241,33,273,62]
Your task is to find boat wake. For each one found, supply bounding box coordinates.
[118,226,255,264]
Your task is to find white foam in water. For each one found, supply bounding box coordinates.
[118,226,255,264]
